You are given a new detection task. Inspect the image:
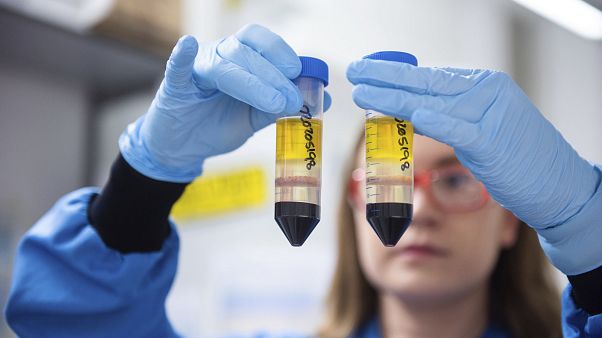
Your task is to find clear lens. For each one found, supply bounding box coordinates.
[352,166,487,213]
[431,169,485,211]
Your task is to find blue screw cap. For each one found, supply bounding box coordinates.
[298,56,329,86]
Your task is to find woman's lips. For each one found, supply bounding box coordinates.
[395,245,448,259]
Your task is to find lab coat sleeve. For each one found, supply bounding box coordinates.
[5,187,182,338]
[561,285,602,337]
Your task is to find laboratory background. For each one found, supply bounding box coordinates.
[1,0,601,337]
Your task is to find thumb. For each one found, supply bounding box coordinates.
[164,35,199,90]
[323,91,332,112]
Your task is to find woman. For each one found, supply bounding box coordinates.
[5,24,602,337]
[318,134,561,337]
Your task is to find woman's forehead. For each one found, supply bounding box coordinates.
[414,135,457,170]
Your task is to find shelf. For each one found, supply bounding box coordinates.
[0,7,166,100]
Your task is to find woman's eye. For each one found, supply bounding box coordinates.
[442,174,470,189]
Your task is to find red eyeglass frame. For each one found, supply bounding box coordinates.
[348,164,490,213]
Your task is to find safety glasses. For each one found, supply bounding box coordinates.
[349,164,490,213]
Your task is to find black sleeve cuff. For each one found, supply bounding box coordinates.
[568,264,602,315]
[88,154,189,253]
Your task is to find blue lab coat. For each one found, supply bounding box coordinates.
[4,188,602,337]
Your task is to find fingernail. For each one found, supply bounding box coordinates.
[283,63,302,79]
[347,60,365,77]
[180,35,197,51]
[346,64,358,79]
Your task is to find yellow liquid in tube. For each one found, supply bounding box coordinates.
[365,115,413,204]
[275,116,322,204]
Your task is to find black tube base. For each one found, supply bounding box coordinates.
[275,202,320,247]
[366,203,412,247]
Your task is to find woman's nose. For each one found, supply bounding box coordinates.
[411,186,440,228]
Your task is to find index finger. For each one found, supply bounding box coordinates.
[347,60,493,96]
[235,24,302,79]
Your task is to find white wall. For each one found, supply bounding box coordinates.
[0,62,88,228]
[512,6,602,164]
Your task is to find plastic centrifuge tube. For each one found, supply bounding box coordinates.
[363,51,418,247]
[275,56,329,246]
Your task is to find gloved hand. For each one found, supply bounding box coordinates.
[120,24,331,183]
[347,60,601,275]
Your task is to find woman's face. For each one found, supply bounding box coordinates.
[353,135,519,303]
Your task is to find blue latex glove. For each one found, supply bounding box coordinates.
[120,24,331,183]
[347,60,602,275]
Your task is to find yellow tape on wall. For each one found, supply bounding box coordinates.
[171,166,268,221]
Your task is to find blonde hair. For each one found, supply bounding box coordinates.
[317,134,562,338]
